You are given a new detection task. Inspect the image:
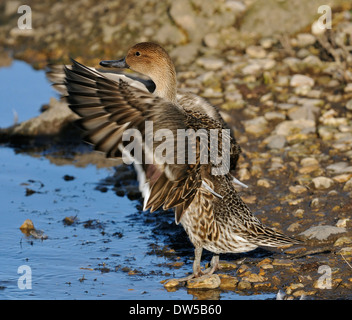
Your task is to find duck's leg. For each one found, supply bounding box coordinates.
[166,247,203,283]
[203,254,219,275]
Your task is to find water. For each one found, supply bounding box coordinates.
[0,60,276,300]
[0,60,57,128]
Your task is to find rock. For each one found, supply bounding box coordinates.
[242,273,265,283]
[203,33,220,48]
[289,185,307,194]
[187,274,221,289]
[344,84,352,93]
[336,218,350,228]
[295,33,316,47]
[311,177,334,190]
[265,135,287,149]
[299,225,346,241]
[237,280,251,290]
[196,57,225,71]
[243,116,269,135]
[264,111,286,121]
[301,157,319,167]
[1,97,76,137]
[272,259,294,267]
[327,162,352,174]
[246,45,267,59]
[290,74,315,87]
[241,63,261,75]
[164,279,181,288]
[257,179,272,188]
[219,275,238,290]
[337,247,352,256]
[334,236,352,247]
[343,178,352,192]
[274,119,316,136]
[287,104,321,122]
[238,168,250,181]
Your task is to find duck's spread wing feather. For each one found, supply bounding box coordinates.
[64,59,234,222]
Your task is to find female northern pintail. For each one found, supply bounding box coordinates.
[50,42,301,281]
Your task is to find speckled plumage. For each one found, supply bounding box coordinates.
[53,43,301,279]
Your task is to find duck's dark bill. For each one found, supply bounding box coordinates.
[100,58,129,69]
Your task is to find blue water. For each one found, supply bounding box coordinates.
[0,60,57,128]
[0,60,276,300]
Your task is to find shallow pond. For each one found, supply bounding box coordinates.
[0,60,276,300]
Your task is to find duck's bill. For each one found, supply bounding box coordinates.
[100,58,129,69]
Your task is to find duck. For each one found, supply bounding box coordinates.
[50,42,301,281]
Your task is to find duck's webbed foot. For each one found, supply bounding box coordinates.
[165,248,219,284]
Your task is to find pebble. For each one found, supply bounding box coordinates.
[295,33,316,47]
[257,179,272,188]
[336,218,350,228]
[290,74,315,87]
[196,57,225,71]
[311,176,334,189]
[219,274,238,290]
[163,279,180,288]
[289,185,307,194]
[243,116,269,135]
[187,274,221,289]
[265,135,286,149]
[237,280,251,290]
[272,259,294,267]
[346,99,352,110]
[334,236,352,247]
[299,225,346,241]
[246,45,267,59]
[274,119,316,136]
[343,178,352,192]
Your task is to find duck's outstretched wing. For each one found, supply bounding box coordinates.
[63,59,237,223]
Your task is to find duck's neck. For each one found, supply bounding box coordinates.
[152,65,177,103]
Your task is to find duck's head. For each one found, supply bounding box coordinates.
[100,42,177,102]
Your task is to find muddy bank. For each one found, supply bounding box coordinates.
[1,0,352,299]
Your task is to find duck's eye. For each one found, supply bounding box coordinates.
[135,51,141,57]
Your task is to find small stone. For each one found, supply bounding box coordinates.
[241,64,261,75]
[246,45,267,59]
[274,120,315,136]
[243,116,268,135]
[237,280,251,290]
[300,157,319,167]
[337,247,352,255]
[286,283,304,295]
[287,222,301,232]
[257,179,272,188]
[344,84,352,93]
[296,33,316,47]
[242,273,265,283]
[219,275,238,290]
[343,178,352,192]
[272,259,294,267]
[346,99,352,111]
[290,74,315,87]
[238,168,250,181]
[336,218,350,228]
[164,279,181,288]
[19,219,35,232]
[334,236,352,247]
[289,185,307,194]
[187,274,221,289]
[311,177,334,190]
[300,225,346,241]
[196,57,225,71]
[333,174,352,183]
[264,111,285,121]
[265,135,287,149]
